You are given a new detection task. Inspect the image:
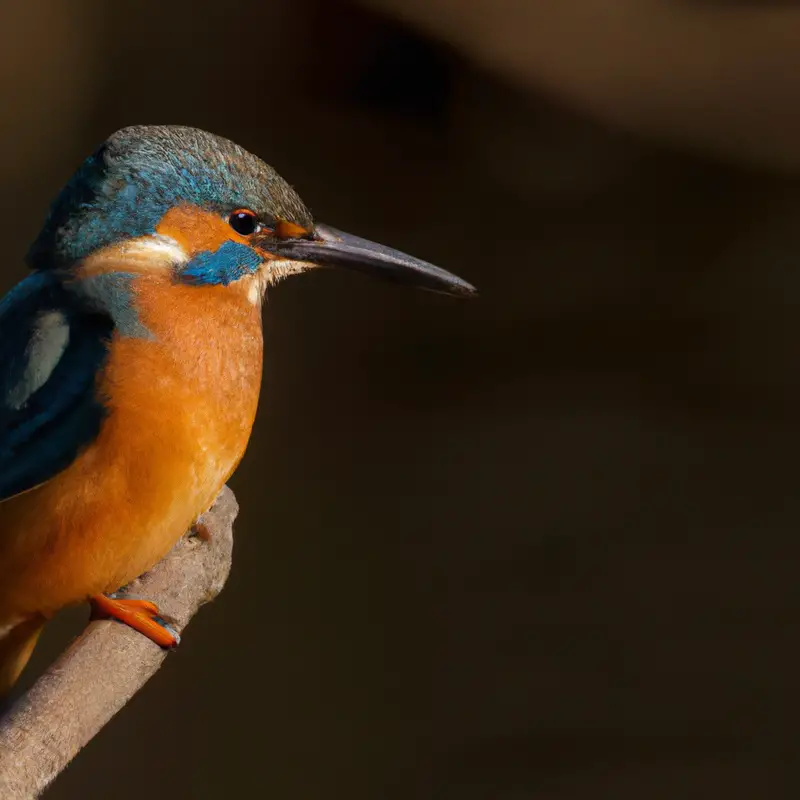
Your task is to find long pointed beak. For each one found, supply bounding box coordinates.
[271,223,477,298]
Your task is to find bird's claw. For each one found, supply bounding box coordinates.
[90,593,180,648]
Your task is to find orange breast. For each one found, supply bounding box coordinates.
[0,276,263,618]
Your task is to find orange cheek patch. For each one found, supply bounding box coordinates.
[156,205,249,257]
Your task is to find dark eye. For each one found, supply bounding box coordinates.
[229,209,259,236]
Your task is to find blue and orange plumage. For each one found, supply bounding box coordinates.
[0,126,474,695]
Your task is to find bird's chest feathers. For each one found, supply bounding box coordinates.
[101,280,263,481]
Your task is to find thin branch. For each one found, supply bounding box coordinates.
[359,0,800,168]
[0,486,238,799]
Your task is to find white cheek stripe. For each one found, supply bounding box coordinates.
[119,234,188,265]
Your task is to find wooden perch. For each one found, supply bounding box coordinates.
[0,485,238,799]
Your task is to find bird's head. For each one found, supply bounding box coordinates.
[26,125,475,303]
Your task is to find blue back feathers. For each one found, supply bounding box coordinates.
[76,272,153,338]
[26,125,313,272]
[0,273,112,501]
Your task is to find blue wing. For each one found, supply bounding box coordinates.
[0,272,112,502]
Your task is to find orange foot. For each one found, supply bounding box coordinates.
[90,594,180,648]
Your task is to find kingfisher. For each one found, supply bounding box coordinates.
[0,125,474,695]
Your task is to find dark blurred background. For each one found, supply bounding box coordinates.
[5,0,800,797]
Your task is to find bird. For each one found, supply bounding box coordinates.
[0,125,474,696]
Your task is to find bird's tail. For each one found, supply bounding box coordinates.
[0,617,44,698]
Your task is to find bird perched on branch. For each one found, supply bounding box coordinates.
[0,125,474,695]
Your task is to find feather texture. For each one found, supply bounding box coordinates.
[0,273,263,620]
[26,126,312,271]
[0,273,111,501]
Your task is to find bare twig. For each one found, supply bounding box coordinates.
[0,486,238,799]
[360,0,800,168]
